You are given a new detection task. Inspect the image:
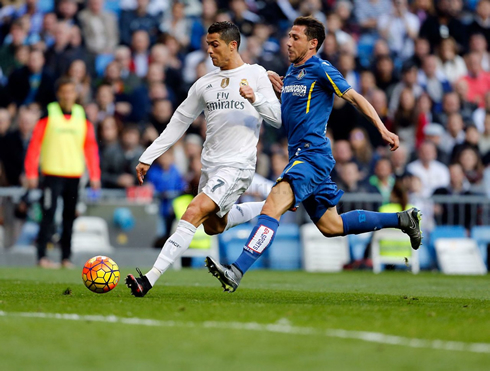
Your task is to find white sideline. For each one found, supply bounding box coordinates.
[1,311,490,354]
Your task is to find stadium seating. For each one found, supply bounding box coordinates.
[268,224,301,270]
[95,54,115,77]
[371,229,419,274]
[435,238,487,275]
[72,216,113,254]
[301,223,350,272]
[218,224,265,269]
[470,226,490,267]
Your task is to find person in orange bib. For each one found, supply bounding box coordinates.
[24,77,101,268]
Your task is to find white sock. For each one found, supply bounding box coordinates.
[225,201,265,231]
[145,220,197,286]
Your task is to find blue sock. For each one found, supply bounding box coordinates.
[341,210,399,235]
[233,215,279,274]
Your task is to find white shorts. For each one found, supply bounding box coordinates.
[199,166,255,218]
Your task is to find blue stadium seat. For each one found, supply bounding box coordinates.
[268,224,301,270]
[38,0,54,13]
[95,54,114,77]
[104,0,122,16]
[470,226,490,267]
[218,224,264,269]
[429,226,467,269]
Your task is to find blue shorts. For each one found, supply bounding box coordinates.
[275,148,344,222]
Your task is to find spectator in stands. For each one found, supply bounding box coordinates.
[472,91,490,133]
[146,149,187,238]
[390,142,410,179]
[349,127,379,180]
[130,29,151,78]
[479,113,490,156]
[434,92,464,127]
[24,77,100,268]
[121,125,144,181]
[64,59,92,105]
[418,54,452,112]
[57,0,80,27]
[407,140,450,197]
[326,12,357,56]
[149,43,184,97]
[337,161,381,214]
[354,0,392,35]
[1,106,38,186]
[422,122,450,164]
[435,37,467,84]
[452,78,479,125]
[468,0,490,46]
[98,115,132,189]
[114,45,141,93]
[411,0,435,24]
[0,20,28,79]
[459,52,490,108]
[406,37,431,69]
[433,163,474,228]
[337,53,359,91]
[149,98,172,134]
[389,61,423,116]
[0,108,12,180]
[329,95,359,141]
[414,92,433,147]
[44,21,84,79]
[368,157,395,205]
[373,55,398,92]
[469,33,490,71]
[451,124,481,162]
[7,48,56,108]
[378,0,420,61]
[189,0,218,52]
[78,0,119,55]
[320,32,340,67]
[419,0,468,52]
[39,12,57,48]
[332,140,355,185]
[160,1,192,48]
[440,112,466,156]
[119,0,160,46]
[228,0,260,37]
[13,0,44,36]
[456,147,484,192]
[393,88,418,148]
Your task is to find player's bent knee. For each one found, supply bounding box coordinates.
[203,223,223,236]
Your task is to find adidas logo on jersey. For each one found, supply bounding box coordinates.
[206,84,213,89]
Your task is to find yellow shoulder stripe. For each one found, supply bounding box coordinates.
[325,72,342,97]
[306,81,316,114]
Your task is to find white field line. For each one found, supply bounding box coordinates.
[1,311,490,354]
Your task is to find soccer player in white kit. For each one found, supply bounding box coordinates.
[126,21,282,297]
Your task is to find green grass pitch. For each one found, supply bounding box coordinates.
[1,267,489,370]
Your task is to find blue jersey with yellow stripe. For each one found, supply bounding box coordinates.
[281,55,351,153]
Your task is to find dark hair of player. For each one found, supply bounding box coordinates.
[208,21,241,49]
[293,16,326,51]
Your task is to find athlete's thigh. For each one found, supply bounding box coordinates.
[200,166,254,218]
[302,176,344,223]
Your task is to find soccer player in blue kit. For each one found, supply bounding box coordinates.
[206,16,422,292]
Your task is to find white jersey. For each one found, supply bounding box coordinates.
[139,63,282,170]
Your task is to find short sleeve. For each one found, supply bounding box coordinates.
[319,61,352,97]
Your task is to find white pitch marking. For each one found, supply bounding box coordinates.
[1,311,489,354]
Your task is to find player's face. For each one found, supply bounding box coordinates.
[57,83,78,109]
[206,33,234,69]
[287,25,314,65]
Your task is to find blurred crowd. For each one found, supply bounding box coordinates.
[0,0,490,233]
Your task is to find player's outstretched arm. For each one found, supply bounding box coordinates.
[342,89,399,151]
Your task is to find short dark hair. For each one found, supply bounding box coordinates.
[293,16,326,51]
[208,21,241,49]
[55,76,76,92]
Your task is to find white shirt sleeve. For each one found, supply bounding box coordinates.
[251,67,282,128]
[139,82,204,165]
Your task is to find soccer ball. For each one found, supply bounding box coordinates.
[82,256,120,294]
